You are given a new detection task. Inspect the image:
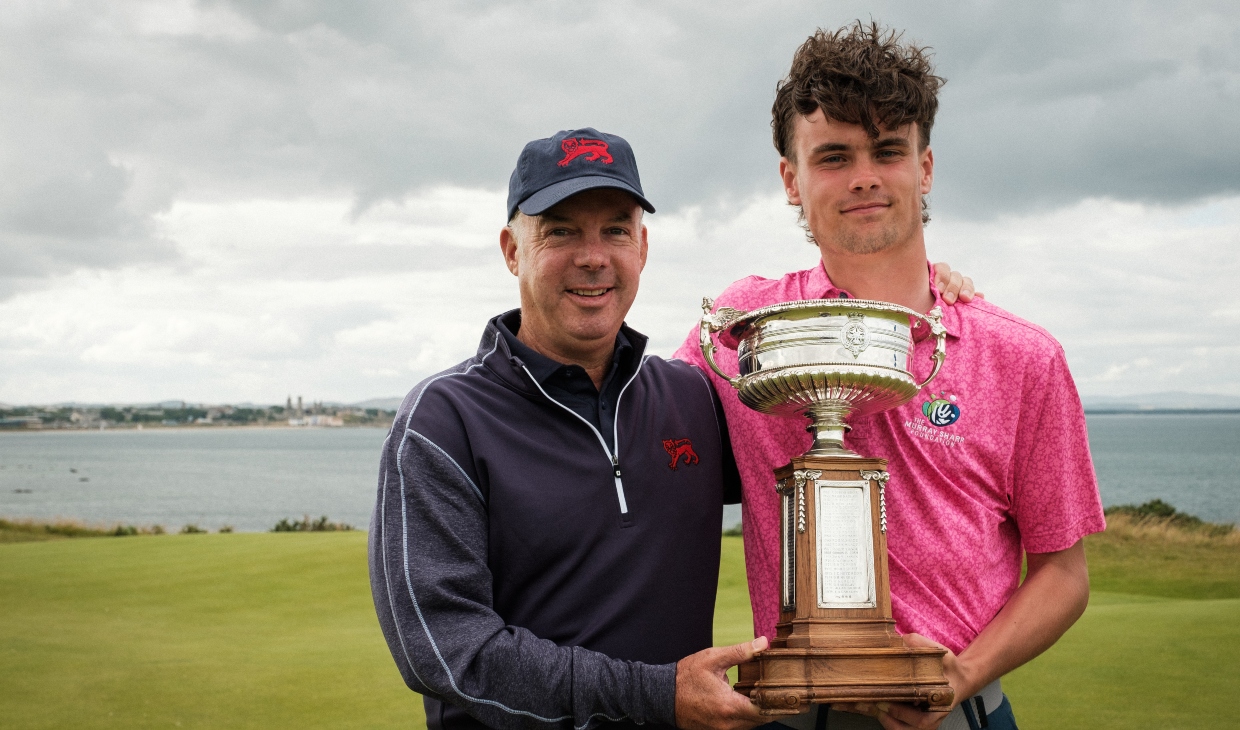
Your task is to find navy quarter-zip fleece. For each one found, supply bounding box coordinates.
[370,312,740,730]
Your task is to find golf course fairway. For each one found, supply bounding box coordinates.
[2,531,1236,728]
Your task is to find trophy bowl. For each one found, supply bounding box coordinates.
[700,298,947,457]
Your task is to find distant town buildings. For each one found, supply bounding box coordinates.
[287,414,344,427]
[0,399,393,430]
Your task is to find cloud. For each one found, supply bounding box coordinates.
[2,184,1236,403]
[0,189,518,403]
[1,1,1238,401]
[921,195,1240,396]
[5,0,1240,297]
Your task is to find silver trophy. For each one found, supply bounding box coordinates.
[699,297,948,457]
[699,296,953,713]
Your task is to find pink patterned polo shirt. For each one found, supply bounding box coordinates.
[674,261,1106,654]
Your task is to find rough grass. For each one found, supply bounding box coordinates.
[0,517,165,543]
[1085,512,1240,599]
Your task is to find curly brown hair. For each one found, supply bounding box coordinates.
[772,21,945,160]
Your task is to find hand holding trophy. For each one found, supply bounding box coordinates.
[700,296,954,715]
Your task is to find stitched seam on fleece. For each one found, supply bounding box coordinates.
[378,460,431,693]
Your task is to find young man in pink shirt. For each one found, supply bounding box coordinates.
[676,23,1105,730]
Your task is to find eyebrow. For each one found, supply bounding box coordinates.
[874,136,911,149]
[539,211,636,224]
[809,136,912,156]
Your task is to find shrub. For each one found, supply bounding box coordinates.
[1104,500,1235,542]
[0,518,164,541]
[218,525,234,533]
[271,515,354,532]
[180,524,207,534]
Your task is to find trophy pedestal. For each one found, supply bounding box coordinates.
[733,455,954,716]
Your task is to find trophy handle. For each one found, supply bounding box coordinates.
[912,306,948,389]
[699,297,747,388]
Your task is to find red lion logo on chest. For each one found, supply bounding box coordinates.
[558,138,614,167]
[662,438,699,471]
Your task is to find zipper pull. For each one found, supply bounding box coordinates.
[611,456,629,515]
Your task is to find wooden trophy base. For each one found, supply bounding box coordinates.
[733,623,954,715]
[733,454,954,716]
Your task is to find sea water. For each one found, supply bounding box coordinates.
[1085,412,1240,525]
[0,427,389,532]
[1,414,1237,531]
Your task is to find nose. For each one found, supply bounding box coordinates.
[849,157,881,192]
[573,230,608,269]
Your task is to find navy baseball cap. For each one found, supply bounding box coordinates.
[507,128,656,220]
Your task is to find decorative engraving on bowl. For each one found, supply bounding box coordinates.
[842,312,870,358]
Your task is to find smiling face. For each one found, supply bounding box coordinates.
[780,110,933,258]
[499,187,648,364]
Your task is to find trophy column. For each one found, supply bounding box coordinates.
[734,454,954,715]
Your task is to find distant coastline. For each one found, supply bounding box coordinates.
[0,423,391,435]
[1085,408,1240,415]
[0,400,398,432]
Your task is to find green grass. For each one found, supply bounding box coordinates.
[1004,594,1239,729]
[0,532,422,729]
[3,526,1237,729]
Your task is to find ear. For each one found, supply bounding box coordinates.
[920,146,934,195]
[780,158,802,206]
[499,224,520,276]
[638,224,649,272]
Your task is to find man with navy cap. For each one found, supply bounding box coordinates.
[369,128,768,730]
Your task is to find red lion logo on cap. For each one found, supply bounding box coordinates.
[662,438,699,471]
[559,138,613,167]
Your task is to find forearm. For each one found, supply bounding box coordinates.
[953,540,1090,697]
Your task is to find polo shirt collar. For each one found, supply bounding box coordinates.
[808,259,960,341]
[496,309,636,386]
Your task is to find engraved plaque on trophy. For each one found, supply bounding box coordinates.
[817,480,874,608]
[699,297,955,715]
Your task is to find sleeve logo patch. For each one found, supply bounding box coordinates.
[662,438,699,471]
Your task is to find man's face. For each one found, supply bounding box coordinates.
[780,110,933,257]
[500,188,648,356]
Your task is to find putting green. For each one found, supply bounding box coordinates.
[2,532,1237,728]
[1005,593,1239,729]
[0,532,422,729]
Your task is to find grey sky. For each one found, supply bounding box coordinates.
[6,2,1240,275]
[1,1,1238,402]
